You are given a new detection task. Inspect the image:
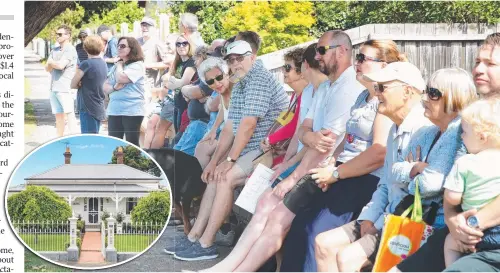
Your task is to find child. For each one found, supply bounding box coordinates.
[443,97,500,266]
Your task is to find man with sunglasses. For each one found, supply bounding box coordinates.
[172,39,289,261]
[395,33,500,273]
[45,24,78,137]
[97,25,118,71]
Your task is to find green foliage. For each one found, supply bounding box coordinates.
[101,210,110,222]
[7,186,72,222]
[81,1,144,35]
[222,1,316,54]
[131,191,171,224]
[110,145,162,177]
[116,211,125,223]
[37,4,85,42]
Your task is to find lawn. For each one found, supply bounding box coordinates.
[20,234,69,252]
[24,249,72,272]
[24,77,36,138]
[114,234,156,252]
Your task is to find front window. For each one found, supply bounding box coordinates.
[126,198,138,215]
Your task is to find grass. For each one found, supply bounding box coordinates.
[20,234,69,252]
[114,234,156,252]
[24,77,37,138]
[24,249,72,272]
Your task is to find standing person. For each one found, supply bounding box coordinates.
[394,32,500,273]
[104,37,146,146]
[70,36,107,134]
[167,39,289,261]
[97,25,118,71]
[45,24,78,137]
[76,30,89,65]
[179,12,205,47]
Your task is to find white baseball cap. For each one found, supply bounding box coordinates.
[363,62,426,92]
[223,40,252,60]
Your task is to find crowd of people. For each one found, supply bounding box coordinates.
[44,12,500,272]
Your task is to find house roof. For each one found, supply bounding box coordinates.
[26,164,161,181]
[9,184,157,193]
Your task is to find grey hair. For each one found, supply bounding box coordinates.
[180,13,199,32]
[198,57,229,84]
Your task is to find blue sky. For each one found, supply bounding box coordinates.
[9,135,167,187]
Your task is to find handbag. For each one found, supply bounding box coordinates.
[372,178,435,272]
[265,94,298,155]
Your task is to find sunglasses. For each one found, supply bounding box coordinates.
[206,74,224,85]
[356,53,383,64]
[376,83,407,93]
[227,53,251,65]
[56,32,66,37]
[283,64,301,73]
[424,86,443,101]
[176,41,189,48]
[118,44,128,49]
[316,45,340,55]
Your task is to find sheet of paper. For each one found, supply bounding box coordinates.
[235,164,274,214]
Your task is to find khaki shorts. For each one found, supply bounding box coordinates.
[234,149,272,176]
[341,220,382,262]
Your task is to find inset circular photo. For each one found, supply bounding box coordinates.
[5,135,172,270]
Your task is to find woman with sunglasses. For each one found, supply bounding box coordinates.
[280,40,403,272]
[315,67,477,272]
[104,36,146,146]
[144,35,197,148]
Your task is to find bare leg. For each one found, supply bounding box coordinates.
[444,233,463,267]
[198,165,247,247]
[188,182,217,241]
[194,140,218,169]
[143,114,160,149]
[55,113,65,137]
[315,226,353,272]
[66,112,78,135]
[336,240,372,272]
[234,202,296,272]
[206,190,281,271]
[151,119,172,148]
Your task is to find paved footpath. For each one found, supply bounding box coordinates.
[78,232,105,264]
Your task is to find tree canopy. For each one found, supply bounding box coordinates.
[7,186,72,222]
[109,146,162,177]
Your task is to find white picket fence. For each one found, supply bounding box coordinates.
[13,220,70,252]
[114,221,164,253]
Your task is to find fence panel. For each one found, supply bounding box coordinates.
[13,220,70,252]
[114,222,163,253]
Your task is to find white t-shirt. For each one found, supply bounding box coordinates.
[297,81,329,152]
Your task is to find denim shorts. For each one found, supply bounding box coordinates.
[159,98,175,122]
[50,91,74,114]
[173,120,208,156]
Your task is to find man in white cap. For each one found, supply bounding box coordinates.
[168,38,289,261]
[312,61,433,271]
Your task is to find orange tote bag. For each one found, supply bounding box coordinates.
[372,179,434,272]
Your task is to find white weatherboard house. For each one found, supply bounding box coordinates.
[9,147,162,230]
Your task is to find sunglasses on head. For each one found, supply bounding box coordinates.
[118,44,128,49]
[316,45,340,55]
[425,86,443,101]
[206,74,224,85]
[356,53,383,64]
[176,41,189,48]
[227,53,251,65]
[283,64,301,73]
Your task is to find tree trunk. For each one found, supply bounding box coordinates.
[24,1,74,47]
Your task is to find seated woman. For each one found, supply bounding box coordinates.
[204,39,398,272]
[143,35,197,149]
[314,67,477,272]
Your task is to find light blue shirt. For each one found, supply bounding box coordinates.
[106,61,146,116]
[357,103,433,230]
[297,81,328,152]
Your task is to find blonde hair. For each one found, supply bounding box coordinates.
[428,68,478,113]
[461,97,500,147]
[362,40,407,63]
[83,35,104,55]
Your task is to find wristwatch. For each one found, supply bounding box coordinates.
[332,169,340,180]
[226,156,236,163]
[466,215,480,229]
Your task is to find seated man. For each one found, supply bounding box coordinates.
[165,36,289,261]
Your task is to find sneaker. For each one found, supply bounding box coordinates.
[164,235,195,255]
[215,230,235,247]
[174,242,219,261]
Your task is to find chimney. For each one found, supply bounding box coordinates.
[117,146,124,164]
[64,147,72,164]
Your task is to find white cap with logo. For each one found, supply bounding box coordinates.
[363,62,426,92]
[223,40,253,60]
